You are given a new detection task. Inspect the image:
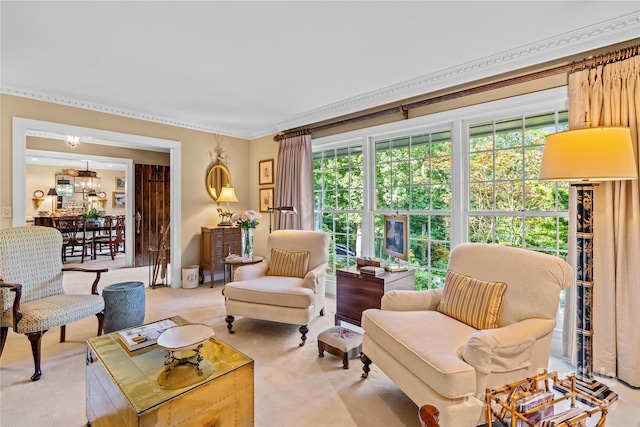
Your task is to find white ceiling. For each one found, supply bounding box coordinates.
[1,1,639,140]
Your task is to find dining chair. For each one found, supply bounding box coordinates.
[52,217,92,263]
[93,215,125,260]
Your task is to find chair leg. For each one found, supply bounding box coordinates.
[109,241,115,260]
[96,311,105,336]
[361,352,372,379]
[0,326,8,357]
[299,325,308,347]
[27,331,47,381]
[225,315,235,334]
[60,325,66,343]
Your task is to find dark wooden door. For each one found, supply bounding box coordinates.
[134,164,170,267]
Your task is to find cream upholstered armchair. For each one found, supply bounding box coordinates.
[0,226,107,381]
[360,243,573,426]
[224,230,330,346]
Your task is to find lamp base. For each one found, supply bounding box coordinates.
[553,376,618,406]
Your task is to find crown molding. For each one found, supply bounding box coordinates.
[0,87,254,140]
[274,11,640,133]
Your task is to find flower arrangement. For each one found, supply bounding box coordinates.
[232,210,262,229]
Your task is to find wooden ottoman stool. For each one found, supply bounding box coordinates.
[317,326,363,369]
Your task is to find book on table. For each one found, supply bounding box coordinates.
[359,266,386,277]
[540,407,585,427]
[117,319,178,351]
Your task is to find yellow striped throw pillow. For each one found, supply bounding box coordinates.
[437,270,507,330]
[267,248,310,278]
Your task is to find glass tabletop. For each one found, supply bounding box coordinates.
[86,316,253,415]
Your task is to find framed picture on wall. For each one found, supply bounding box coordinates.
[112,191,125,208]
[259,188,274,213]
[258,159,274,185]
[115,176,126,190]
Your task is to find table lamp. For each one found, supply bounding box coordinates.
[216,186,238,226]
[47,188,58,211]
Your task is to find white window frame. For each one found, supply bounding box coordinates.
[313,87,569,277]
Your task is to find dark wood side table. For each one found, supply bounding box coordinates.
[200,227,241,287]
[335,266,415,327]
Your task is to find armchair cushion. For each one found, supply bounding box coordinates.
[267,248,309,278]
[362,308,477,398]
[437,270,507,330]
[1,294,105,334]
[224,276,313,308]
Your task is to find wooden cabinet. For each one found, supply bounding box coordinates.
[200,227,241,287]
[335,266,415,327]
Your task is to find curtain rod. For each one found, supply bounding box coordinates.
[273,44,639,141]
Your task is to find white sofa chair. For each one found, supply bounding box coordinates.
[224,230,330,346]
[361,243,573,426]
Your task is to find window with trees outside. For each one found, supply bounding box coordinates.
[313,90,569,308]
[467,111,569,257]
[313,145,364,276]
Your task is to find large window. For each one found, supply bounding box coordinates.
[467,111,569,258]
[313,145,363,275]
[312,89,570,293]
[373,130,452,289]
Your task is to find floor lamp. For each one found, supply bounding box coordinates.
[540,126,637,404]
[268,206,297,233]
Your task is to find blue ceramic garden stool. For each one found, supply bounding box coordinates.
[103,281,146,333]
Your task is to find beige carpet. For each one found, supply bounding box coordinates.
[0,263,418,427]
[1,260,638,427]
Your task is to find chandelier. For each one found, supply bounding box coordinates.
[65,135,80,149]
[74,162,101,194]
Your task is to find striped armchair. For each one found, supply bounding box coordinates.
[0,226,107,381]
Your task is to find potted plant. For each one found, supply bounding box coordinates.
[81,208,104,226]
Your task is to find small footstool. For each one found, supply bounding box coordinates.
[317,326,363,369]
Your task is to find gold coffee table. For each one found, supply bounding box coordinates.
[86,316,254,427]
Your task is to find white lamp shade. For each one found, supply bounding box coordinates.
[217,186,238,203]
[540,127,637,182]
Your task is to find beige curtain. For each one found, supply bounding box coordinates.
[274,134,314,231]
[564,56,640,387]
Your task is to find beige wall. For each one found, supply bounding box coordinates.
[249,134,279,257]
[1,94,260,269]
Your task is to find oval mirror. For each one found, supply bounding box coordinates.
[206,163,231,203]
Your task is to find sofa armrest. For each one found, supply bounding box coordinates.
[462,318,556,374]
[234,261,270,281]
[302,263,327,292]
[381,288,443,311]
